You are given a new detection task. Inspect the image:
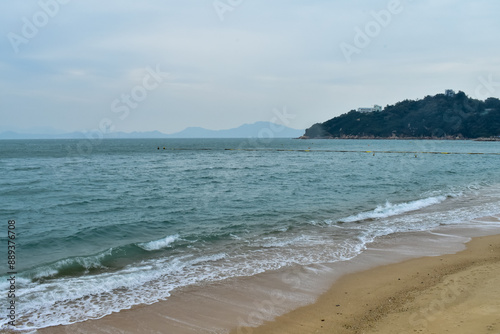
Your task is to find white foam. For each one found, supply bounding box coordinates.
[261,235,306,248]
[138,234,180,251]
[341,196,447,223]
[3,189,499,332]
[191,252,227,264]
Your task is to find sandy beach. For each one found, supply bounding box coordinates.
[30,230,500,334]
[236,233,500,334]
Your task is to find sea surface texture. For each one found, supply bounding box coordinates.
[1,138,500,331]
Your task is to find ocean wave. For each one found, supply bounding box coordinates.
[137,234,180,251]
[260,235,306,248]
[2,251,231,331]
[13,166,42,171]
[25,241,162,282]
[28,249,114,281]
[339,195,447,223]
[308,219,338,227]
[193,252,227,264]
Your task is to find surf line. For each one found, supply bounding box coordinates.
[157,148,500,155]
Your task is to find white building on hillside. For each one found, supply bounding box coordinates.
[358,105,382,113]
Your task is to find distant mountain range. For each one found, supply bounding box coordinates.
[0,122,304,140]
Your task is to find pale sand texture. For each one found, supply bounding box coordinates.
[235,234,500,334]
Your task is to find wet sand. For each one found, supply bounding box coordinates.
[236,233,500,334]
[32,227,500,334]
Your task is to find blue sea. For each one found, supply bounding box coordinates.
[1,138,500,332]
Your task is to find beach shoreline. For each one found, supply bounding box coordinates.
[27,220,500,334]
[235,232,500,334]
[297,136,500,141]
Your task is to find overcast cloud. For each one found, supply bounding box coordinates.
[1,0,500,134]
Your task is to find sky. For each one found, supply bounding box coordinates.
[1,0,500,134]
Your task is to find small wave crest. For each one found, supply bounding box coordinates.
[137,234,180,251]
[28,249,113,281]
[260,235,306,248]
[340,196,447,223]
[26,241,162,282]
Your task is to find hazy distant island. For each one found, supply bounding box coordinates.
[301,90,500,140]
[0,122,304,140]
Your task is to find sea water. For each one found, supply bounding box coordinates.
[1,138,500,331]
